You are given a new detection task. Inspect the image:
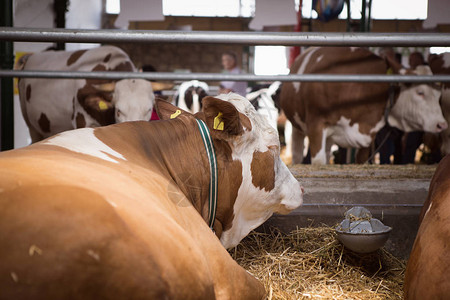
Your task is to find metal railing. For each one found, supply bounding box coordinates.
[2,27,450,46]
[1,27,450,150]
[1,70,450,83]
[1,27,450,82]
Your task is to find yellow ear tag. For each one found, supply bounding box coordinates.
[98,100,108,111]
[170,109,181,119]
[213,112,224,131]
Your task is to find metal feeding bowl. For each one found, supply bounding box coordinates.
[335,207,392,254]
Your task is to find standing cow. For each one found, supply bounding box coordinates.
[280,47,447,165]
[404,154,450,299]
[18,45,157,143]
[428,52,450,155]
[0,93,303,299]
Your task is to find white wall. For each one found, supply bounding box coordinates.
[12,0,102,148]
[13,0,54,148]
[423,0,450,28]
[66,0,102,51]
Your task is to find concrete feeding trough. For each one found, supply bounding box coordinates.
[335,207,392,253]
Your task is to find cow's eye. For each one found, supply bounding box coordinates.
[417,90,425,96]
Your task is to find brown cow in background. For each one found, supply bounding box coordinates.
[280,47,447,165]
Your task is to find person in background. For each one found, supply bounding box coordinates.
[409,52,425,70]
[219,51,248,97]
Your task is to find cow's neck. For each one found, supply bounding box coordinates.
[146,117,242,239]
[159,117,242,238]
[148,118,216,225]
[195,118,218,229]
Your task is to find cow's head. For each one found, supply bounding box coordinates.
[113,79,156,123]
[157,93,304,249]
[387,65,447,133]
[175,80,209,113]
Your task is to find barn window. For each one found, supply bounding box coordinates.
[163,0,254,17]
[107,0,427,20]
[430,47,450,54]
[299,0,428,20]
[105,0,255,17]
[106,0,120,14]
[254,46,289,76]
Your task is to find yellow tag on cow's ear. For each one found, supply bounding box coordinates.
[213,112,224,131]
[170,109,181,119]
[98,100,108,111]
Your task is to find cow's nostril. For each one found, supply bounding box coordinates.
[438,122,448,131]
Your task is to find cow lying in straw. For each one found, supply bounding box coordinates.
[0,93,303,299]
[404,154,450,299]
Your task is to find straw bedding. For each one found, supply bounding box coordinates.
[230,226,406,299]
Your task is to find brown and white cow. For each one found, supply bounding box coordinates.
[0,93,303,299]
[429,52,450,155]
[280,47,447,165]
[18,45,156,143]
[173,80,209,113]
[404,154,450,299]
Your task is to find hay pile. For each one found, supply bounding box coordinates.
[230,226,406,299]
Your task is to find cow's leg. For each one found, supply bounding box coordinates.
[291,125,305,164]
[309,126,328,165]
[325,137,334,163]
[283,120,293,163]
[356,146,371,163]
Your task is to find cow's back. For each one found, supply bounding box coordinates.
[404,154,450,299]
[291,47,382,75]
[281,47,389,132]
[0,133,265,300]
[20,46,134,73]
[18,46,136,142]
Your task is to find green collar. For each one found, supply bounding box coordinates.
[195,119,218,230]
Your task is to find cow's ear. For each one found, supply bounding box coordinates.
[82,95,115,126]
[202,96,244,139]
[151,82,174,92]
[155,97,191,120]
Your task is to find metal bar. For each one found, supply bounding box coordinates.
[0,2,14,151]
[1,70,450,83]
[2,27,450,47]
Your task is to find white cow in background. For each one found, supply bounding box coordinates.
[246,81,294,163]
[173,80,209,113]
[18,45,157,143]
[246,81,281,130]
